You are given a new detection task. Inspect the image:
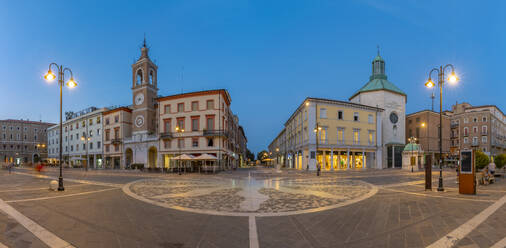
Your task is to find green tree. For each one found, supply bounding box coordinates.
[475,150,490,170]
[246,149,255,161]
[494,154,506,169]
[257,150,268,161]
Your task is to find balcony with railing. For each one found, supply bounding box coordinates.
[111,138,122,144]
[203,129,229,138]
[450,123,459,128]
[160,132,173,139]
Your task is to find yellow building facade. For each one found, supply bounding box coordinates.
[269,97,383,171]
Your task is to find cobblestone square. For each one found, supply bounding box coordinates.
[0,167,504,248]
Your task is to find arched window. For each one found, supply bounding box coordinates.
[136,69,143,85]
[149,70,154,84]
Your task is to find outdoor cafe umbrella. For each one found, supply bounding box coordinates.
[193,154,218,173]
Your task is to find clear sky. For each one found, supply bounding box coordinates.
[1,0,505,153]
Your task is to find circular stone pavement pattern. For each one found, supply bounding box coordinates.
[122,175,378,217]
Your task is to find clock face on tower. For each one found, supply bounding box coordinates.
[135,93,144,105]
[135,115,145,128]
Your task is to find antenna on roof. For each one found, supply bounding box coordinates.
[143,33,146,47]
[377,45,380,56]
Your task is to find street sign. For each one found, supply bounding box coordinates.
[459,150,476,194]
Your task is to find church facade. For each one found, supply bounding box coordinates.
[350,52,407,168]
[269,51,406,170]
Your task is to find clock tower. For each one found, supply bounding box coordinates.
[131,39,158,134]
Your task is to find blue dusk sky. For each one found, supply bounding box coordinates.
[1,1,505,153]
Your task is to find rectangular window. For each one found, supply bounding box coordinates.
[320,127,327,143]
[464,127,468,136]
[464,118,468,124]
[114,128,119,139]
[89,142,93,149]
[164,104,170,114]
[106,118,110,125]
[96,116,101,124]
[416,128,420,138]
[191,117,199,131]
[177,103,184,112]
[164,139,171,149]
[473,126,477,133]
[482,117,487,122]
[177,118,185,130]
[163,119,171,132]
[482,126,487,134]
[114,115,119,123]
[353,129,360,145]
[82,144,85,150]
[105,145,109,152]
[368,130,374,145]
[192,138,199,147]
[320,108,327,119]
[191,101,198,111]
[71,145,74,151]
[97,141,101,148]
[472,137,478,145]
[76,144,79,151]
[353,112,359,122]
[178,138,184,148]
[482,136,487,143]
[368,114,373,124]
[114,145,119,152]
[337,128,344,144]
[82,121,85,127]
[207,138,214,147]
[105,129,110,141]
[89,119,93,125]
[97,129,100,136]
[206,100,214,110]
[206,115,215,130]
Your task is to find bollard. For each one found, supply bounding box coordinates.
[49,180,58,191]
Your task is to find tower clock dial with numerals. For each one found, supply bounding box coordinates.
[135,93,144,105]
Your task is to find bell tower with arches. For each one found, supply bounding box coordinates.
[131,38,158,134]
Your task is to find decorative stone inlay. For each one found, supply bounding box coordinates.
[125,176,377,216]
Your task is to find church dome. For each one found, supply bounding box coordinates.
[349,51,406,100]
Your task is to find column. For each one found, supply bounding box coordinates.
[296,151,299,169]
[93,154,97,169]
[362,149,365,169]
[330,148,334,171]
[347,148,350,169]
[392,146,395,168]
[322,150,326,170]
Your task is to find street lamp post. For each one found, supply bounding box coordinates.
[44,63,78,191]
[313,123,322,176]
[425,64,458,192]
[81,135,90,171]
[175,126,184,175]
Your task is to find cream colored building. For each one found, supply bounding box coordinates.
[269,97,383,171]
[103,107,132,169]
[47,107,106,168]
[157,89,246,170]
